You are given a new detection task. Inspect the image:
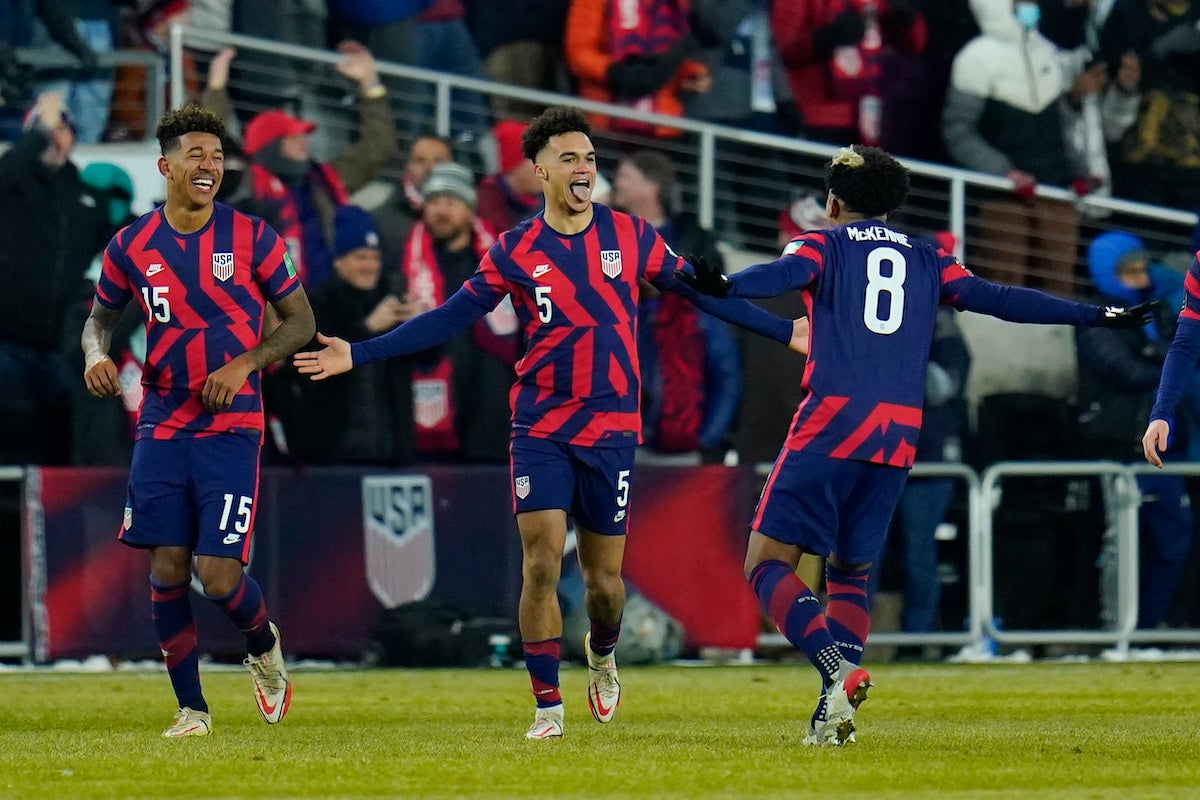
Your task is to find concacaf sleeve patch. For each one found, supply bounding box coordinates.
[782,240,805,256]
[283,252,297,278]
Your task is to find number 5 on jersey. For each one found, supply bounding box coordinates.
[535,285,553,323]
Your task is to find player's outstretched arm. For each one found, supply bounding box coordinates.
[81,299,122,398]
[295,287,493,379]
[294,332,352,380]
[1143,419,1170,468]
[667,274,792,345]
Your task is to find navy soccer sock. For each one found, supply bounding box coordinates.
[150,576,206,712]
[825,563,871,666]
[748,560,842,685]
[588,617,621,657]
[208,572,274,656]
[523,638,563,708]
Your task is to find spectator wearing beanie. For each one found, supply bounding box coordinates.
[400,162,517,463]
[282,204,419,466]
[475,119,544,235]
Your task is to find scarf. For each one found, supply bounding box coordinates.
[402,218,517,454]
[249,160,348,284]
[651,291,705,452]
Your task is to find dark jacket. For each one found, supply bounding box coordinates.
[0,128,108,349]
[286,274,416,465]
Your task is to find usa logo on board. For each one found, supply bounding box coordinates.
[600,250,622,279]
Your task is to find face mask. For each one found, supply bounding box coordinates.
[1014,1,1041,30]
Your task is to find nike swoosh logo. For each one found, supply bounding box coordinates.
[222,533,242,545]
[147,264,164,276]
[256,684,278,715]
[591,685,614,718]
[532,264,551,278]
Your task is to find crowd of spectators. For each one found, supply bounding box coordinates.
[3,0,1200,636]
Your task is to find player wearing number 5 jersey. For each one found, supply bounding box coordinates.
[680,144,1157,748]
[81,104,316,738]
[296,106,804,739]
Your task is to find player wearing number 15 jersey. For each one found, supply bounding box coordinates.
[680,144,1157,748]
[295,106,802,739]
[81,104,315,738]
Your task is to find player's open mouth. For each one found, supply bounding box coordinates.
[192,178,215,192]
[569,180,591,202]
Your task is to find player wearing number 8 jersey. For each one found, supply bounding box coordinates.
[295,106,804,738]
[680,144,1158,747]
[81,104,316,737]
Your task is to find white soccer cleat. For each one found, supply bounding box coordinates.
[162,707,211,738]
[818,665,872,746]
[525,703,564,740]
[244,621,292,724]
[584,632,621,723]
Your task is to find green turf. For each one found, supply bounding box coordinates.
[1,661,1197,799]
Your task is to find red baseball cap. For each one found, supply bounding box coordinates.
[493,119,527,173]
[243,109,316,156]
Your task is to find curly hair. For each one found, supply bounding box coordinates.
[155,103,227,156]
[521,106,591,162]
[824,145,910,218]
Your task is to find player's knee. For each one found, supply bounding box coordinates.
[194,559,243,597]
[522,552,562,595]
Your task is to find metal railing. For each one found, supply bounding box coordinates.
[13,47,166,141]
[754,460,1199,657]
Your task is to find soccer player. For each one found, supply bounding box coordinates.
[294,106,802,739]
[680,144,1156,747]
[81,104,316,738]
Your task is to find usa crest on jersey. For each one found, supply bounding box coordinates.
[600,249,622,278]
[212,252,234,281]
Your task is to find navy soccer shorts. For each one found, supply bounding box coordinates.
[509,436,636,536]
[118,433,262,563]
[752,448,908,564]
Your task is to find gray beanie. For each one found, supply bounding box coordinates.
[422,162,477,209]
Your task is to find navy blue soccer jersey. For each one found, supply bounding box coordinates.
[96,202,299,439]
[730,221,1097,467]
[465,204,680,446]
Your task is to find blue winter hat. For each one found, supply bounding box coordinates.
[333,205,380,258]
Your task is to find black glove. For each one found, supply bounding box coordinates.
[812,10,866,58]
[1095,299,1161,328]
[677,254,731,297]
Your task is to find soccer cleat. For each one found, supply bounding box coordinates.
[524,703,564,740]
[822,666,872,746]
[584,632,621,723]
[162,707,211,738]
[243,621,292,724]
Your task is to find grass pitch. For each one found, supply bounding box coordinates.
[1,660,1197,799]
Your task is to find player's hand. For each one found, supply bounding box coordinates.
[677,254,730,297]
[83,352,120,398]
[1143,419,1170,468]
[292,332,353,380]
[788,317,810,355]
[1095,299,1161,328]
[203,357,253,413]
